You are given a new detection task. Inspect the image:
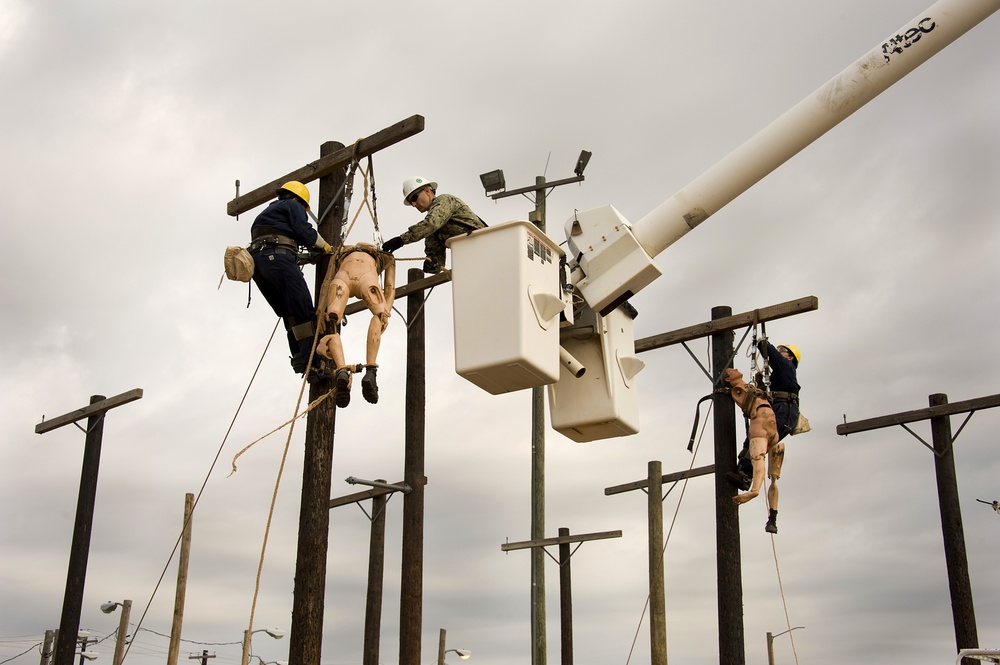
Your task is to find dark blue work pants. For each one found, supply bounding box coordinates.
[251,249,316,365]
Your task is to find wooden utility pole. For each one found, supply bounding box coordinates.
[400,268,428,665]
[710,306,743,665]
[328,477,410,665]
[168,494,194,665]
[483,157,588,665]
[610,296,818,665]
[501,528,622,665]
[35,389,143,665]
[838,392,1000,665]
[227,116,424,665]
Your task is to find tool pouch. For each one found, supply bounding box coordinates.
[224,246,255,282]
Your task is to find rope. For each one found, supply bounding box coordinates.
[623,400,712,665]
[120,319,281,664]
[769,520,800,665]
[243,321,325,644]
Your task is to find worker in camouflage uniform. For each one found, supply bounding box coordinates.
[382,176,486,273]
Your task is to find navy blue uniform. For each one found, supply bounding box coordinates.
[250,198,319,370]
[758,341,800,441]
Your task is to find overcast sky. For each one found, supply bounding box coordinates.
[2,1,999,664]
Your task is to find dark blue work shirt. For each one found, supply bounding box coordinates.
[251,199,318,248]
[758,341,800,394]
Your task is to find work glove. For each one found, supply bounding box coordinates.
[322,243,333,254]
[382,236,404,254]
[422,260,441,274]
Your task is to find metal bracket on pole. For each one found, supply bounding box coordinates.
[345,476,412,494]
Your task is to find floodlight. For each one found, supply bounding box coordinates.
[479,169,506,195]
[263,628,285,640]
[455,649,472,659]
[101,602,119,614]
[81,652,99,661]
[574,150,592,176]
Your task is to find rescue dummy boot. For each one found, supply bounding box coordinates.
[361,365,378,404]
[765,509,778,534]
[334,367,352,408]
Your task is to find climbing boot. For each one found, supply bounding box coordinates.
[361,366,378,404]
[765,509,778,534]
[334,368,351,408]
[737,444,753,478]
[307,358,335,384]
[290,353,307,375]
[727,470,752,492]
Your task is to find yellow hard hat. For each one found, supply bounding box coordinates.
[278,181,310,208]
[778,344,801,366]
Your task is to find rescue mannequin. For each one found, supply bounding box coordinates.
[723,367,784,534]
[316,243,395,407]
[381,176,486,273]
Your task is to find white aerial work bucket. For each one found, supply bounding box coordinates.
[548,304,644,442]
[448,220,566,395]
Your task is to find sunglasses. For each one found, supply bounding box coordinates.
[407,188,425,205]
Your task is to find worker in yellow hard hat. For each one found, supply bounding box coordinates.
[734,338,801,534]
[248,181,333,380]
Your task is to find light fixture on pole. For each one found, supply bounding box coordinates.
[479,150,591,202]
[766,626,804,665]
[100,600,132,665]
[436,628,472,665]
[240,628,285,665]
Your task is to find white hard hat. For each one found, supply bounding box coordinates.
[402,176,437,205]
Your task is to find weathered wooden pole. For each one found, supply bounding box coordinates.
[530,175,548,665]
[52,395,106,665]
[363,483,389,665]
[557,527,573,665]
[288,140,346,665]
[167,494,194,665]
[399,268,427,665]
[929,394,980,664]
[838,393,1000,664]
[647,461,667,665]
[711,306,745,665]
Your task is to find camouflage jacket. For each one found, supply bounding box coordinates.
[399,194,485,244]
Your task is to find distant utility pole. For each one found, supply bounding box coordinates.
[479,151,591,665]
[839,392,1000,665]
[168,493,195,665]
[35,389,143,665]
[227,116,424,665]
[188,650,215,665]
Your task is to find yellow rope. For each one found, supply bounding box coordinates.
[243,316,326,648]
[769,511,800,665]
[120,319,281,664]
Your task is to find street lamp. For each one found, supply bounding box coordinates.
[766,626,804,665]
[99,600,132,665]
[241,628,285,665]
[436,628,471,665]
